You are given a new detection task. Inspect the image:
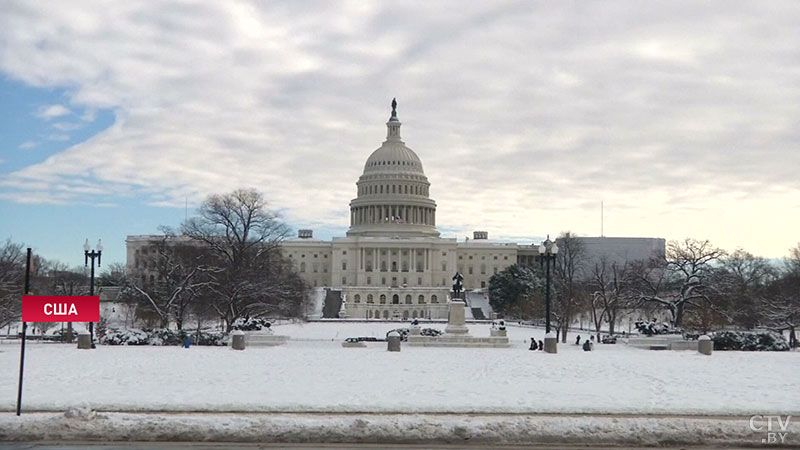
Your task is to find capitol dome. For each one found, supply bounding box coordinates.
[347,99,439,238]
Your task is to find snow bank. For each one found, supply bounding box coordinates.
[0,412,788,447]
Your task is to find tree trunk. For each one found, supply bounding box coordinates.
[673,303,684,329]
[790,326,797,349]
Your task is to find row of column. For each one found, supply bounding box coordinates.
[351,205,435,226]
[359,247,431,273]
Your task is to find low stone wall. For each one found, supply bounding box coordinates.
[407,335,510,348]
[627,335,697,351]
[244,333,290,347]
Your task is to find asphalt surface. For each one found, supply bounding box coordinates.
[0,445,761,450]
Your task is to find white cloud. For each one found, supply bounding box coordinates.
[0,1,799,257]
[18,141,37,149]
[36,104,71,119]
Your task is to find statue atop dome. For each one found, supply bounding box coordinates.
[390,98,397,120]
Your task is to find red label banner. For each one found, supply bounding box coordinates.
[22,296,99,322]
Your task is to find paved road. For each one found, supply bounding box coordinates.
[0,444,759,450]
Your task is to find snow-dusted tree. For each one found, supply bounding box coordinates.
[129,231,212,330]
[182,189,307,331]
[46,261,90,342]
[762,244,800,348]
[628,238,725,330]
[488,264,542,319]
[552,232,587,343]
[97,263,127,287]
[0,239,25,330]
[714,249,776,329]
[589,258,630,340]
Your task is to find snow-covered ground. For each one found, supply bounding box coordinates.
[0,322,797,416]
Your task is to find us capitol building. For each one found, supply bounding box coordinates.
[128,100,664,321]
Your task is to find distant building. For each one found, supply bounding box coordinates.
[127,101,665,320]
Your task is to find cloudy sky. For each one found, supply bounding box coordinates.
[1,1,799,266]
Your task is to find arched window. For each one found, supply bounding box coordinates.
[403,310,409,319]
[412,310,418,319]
[354,294,361,304]
[375,310,380,318]
[391,261,397,272]
[367,294,374,303]
[392,294,399,304]
[418,295,425,304]
[383,310,389,319]
[380,294,386,304]
[368,310,373,318]
[431,295,438,303]
[405,295,412,304]
[300,262,306,273]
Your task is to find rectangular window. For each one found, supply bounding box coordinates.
[417,277,422,285]
[342,261,347,271]
[441,262,447,272]
[367,277,371,285]
[468,266,473,275]
[342,277,347,285]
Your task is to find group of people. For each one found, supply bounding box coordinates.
[575,334,594,351]
[528,337,545,351]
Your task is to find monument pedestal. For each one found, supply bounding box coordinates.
[444,300,469,335]
[407,300,510,348]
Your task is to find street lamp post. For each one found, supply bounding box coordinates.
[538,236,558,353]
[83,238,103,349]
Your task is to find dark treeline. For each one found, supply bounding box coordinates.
[489,234,800,347]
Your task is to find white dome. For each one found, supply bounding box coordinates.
[363,141,425,175]
[347,99,439,238]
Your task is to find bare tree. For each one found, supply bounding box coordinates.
[129,231,213,330]
[182,189,306,331]
[98,262,127,287]
[714,249,776,329]
[0,239,25,330]
[762,244,800,348]
[552,232,587,343]
[629,238,725,329]
[589,258,630,340]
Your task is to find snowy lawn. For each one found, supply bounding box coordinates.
[1,322,797,415]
